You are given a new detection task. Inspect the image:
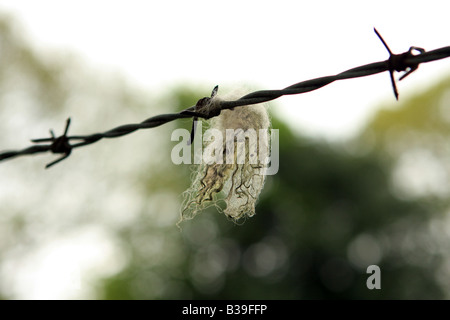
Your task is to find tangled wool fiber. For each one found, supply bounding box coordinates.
[180,90,271,223]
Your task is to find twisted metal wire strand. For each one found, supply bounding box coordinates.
[1,29,450,168]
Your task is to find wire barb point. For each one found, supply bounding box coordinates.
[31,118,73,168]
[374,28,426,100]
[185,85,220,145]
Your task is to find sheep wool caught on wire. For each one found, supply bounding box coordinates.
[180,89,271,223]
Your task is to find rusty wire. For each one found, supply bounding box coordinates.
[1,28,450,169]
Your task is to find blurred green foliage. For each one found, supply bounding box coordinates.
[1,15,450,300]
[99,115,446,299]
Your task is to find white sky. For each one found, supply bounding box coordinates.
[1,0,449,140]
[0,0,450,299]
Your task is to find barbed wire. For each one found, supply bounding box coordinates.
[1,28,450,169]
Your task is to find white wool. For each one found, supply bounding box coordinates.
[180,90,270,223]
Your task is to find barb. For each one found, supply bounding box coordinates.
[31,118,73,168]
[1,29,450,168]
[374,28,425,100]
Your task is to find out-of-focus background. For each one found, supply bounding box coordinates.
[0,1,450,299]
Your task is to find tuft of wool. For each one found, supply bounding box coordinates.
[180,90,270,223]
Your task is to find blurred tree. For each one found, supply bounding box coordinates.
[99,113,447,299]
[0,14,181,299]
[360,77,450,201]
